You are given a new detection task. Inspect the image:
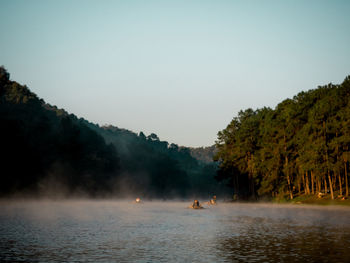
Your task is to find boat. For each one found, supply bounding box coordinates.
[189,200,204,209]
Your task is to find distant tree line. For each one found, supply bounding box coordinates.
[0,66,226,198]
[188,146,217,164]
[87,125,225,198]
[214,76,350,200]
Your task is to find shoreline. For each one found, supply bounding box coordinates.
[222,194,350,207]
[278,194,350,206]
[0,194,350,207]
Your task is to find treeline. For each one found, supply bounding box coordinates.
[214,76,350,200]
[188,145,217,164]
[87,124,224,198]
[0,67,225,198]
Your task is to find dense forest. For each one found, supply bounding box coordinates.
[3,65,349,201]
[0,67,119,196]
[214,76,350,200]
[0,67,226,198]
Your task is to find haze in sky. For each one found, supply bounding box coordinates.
[1,0,350,147]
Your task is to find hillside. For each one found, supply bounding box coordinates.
[0,67,119,196]
[0,67,226,198]
[85,124,226,198]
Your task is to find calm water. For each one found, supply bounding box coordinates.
[1,200,350,262]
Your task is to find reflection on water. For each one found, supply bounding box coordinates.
[218,216,350,262]
[1,201,350,262]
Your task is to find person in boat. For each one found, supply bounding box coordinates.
[210,195,217,205]
[191,199,202,209]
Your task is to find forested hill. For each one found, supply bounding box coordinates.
[0,67,119,196]
[215,76,350,200]
[0,67,225,198]
[84,124,225,198]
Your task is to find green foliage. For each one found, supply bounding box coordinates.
[215,76,350,200]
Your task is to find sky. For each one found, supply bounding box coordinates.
[1,0,350,147]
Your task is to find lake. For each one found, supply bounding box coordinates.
[1,200,350,262]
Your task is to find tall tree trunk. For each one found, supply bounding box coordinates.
[285,155,293,199]
[247,153,255,199]
[324,176,328,194]
[317,177,321,193]
[284,135,293,199]
[323,119,333,199]
[345,161,349,197]
[305,172,310,195]
[338,173,343,196]
[286,173,293,199]
[319,178,322,193]
[311,171,314,194]
[328,171,334,200]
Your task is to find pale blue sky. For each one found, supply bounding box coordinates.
[1,0,350,146]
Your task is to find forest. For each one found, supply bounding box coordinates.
[2,65,350,201]
[0,66,224,198]
[214,76,350,201]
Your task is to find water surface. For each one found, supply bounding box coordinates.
[1,200,350,262]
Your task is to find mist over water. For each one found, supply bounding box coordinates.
[1,200,350,262]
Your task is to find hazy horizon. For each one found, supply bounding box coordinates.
[1,0,350,147]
